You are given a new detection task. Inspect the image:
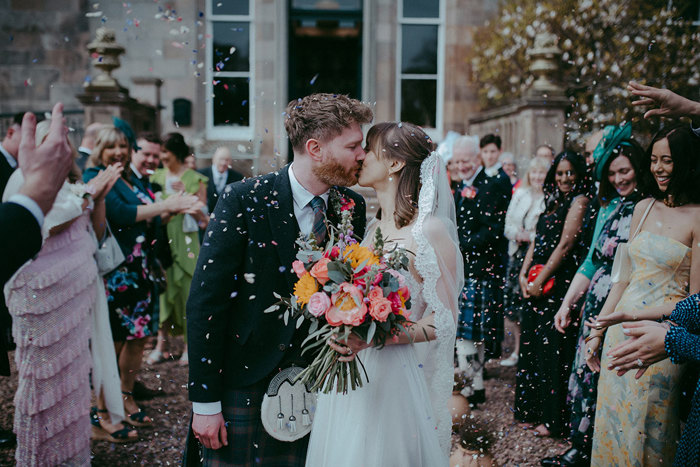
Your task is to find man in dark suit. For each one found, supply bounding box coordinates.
[187,93,372,466]
[453,135,511,407]
[0,113,23,195]
[0,103,74,447]
[199,146,243,214]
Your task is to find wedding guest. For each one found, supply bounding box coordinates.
[3,118,127,464]
[199,146,243,214]
[535,144,555,164]
[186,93,370,466]
[541,133,646,466]
[514,151,592,437]
[597,294,700,466]
[76,122,104,172]
[0,105,72,450]
[84,123,200,429]
[454,135,511,406]
[500,156,548,367]
[499,151,518,186]
[184,154,197,170]
[149,133,208,366]
[0,113,25,195]
[585,124,700,464]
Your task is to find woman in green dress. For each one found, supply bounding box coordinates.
[149,133,208,365]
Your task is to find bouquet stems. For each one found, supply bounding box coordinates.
[295,344,364,394]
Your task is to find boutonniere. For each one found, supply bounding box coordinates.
[329,188,356,216]
[460,185,478,200]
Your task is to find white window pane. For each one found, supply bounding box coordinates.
[403,0,439,18]
[211,0,249,16]
[212,22,250,72]
[401,25,438,74]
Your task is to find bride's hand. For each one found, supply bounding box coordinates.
[328,333,371,362]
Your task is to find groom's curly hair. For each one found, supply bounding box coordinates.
[284,93,373,153]
[366,122,436,228]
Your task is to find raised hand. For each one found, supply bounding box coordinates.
[163,192,200,214]
[18,103,73,214]
[606,320,670,379]
[88,163,123,202]
[628,81,700,119]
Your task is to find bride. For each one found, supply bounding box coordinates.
[305,122,464,466]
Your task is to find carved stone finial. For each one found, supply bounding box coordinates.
[526,29,564,97]
[85,27,125,90]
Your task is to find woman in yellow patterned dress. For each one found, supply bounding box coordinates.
[585,124,700,466]
[149,133,208,365]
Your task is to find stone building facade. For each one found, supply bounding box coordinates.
[0,0,500,174]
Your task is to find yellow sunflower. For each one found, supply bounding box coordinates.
[343,243,380,269]
[293,273,318,306]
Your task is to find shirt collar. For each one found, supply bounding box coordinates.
[484,162,502,177]
[288,163,329,210]
[464,166,482,186]
[78,146,92,155]
[130,163,143,179]
[0,143,17,169]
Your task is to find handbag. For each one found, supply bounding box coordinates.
[610,199,655,284]
[95,221,125,276]
[527,264,555,295]
[260,366,316,442]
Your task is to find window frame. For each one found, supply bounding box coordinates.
[395,0,445,140]
[205,1,255,140]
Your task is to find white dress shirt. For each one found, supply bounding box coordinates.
[464,166,483,187]
[211,168,227,194]
[0,143,17,170]
[484,162,502,178]
[192,163,329,416]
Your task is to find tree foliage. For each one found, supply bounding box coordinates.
[470,0,700,140]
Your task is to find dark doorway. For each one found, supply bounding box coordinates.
[287,0,363,161]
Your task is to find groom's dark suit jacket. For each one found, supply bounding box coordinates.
[187,164,366,403]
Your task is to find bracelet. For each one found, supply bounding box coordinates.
[584,334,601,344]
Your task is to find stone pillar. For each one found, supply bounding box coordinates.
[76,27,157,133]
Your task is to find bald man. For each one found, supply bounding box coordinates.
[199,147,244,213]
[76,122,105,172]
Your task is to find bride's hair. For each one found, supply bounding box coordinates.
[365,122,436,228]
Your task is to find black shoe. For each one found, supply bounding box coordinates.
[132,380,165,401]
[467,389,486,407]
[0,429,16,449]
[541,448,589,466]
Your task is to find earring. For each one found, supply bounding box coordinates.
[388,176,393,181]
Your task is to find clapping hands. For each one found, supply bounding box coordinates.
[87,163,123,203]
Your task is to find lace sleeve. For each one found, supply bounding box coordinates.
[412,152,464,455]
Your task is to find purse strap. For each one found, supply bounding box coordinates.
[630,199,655,241]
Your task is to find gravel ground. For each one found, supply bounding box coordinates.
[0,340,570,466]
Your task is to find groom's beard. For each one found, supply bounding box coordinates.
[312,158,361,187]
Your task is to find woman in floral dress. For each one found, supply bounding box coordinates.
[84,124,200,429]
[541,138,646,466]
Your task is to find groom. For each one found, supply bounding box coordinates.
[186,93,371,466]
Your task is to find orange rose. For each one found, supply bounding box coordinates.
[310,257,331,285]
[369,297,393,322]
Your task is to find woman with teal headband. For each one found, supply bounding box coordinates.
[541,124,646,466]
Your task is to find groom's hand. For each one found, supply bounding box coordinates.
[192,412,228,450]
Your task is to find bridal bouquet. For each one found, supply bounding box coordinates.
[265,193,414,394]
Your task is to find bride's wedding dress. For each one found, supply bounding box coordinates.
[305,154,463,467]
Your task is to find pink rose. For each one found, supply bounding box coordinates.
[292,260,306,278]
[307,292,332,317]
[367,286,384,302]
[369,297,393,322]
[310,257,331,285]
[326,283,368,327]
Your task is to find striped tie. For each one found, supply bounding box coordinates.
[309,196,327,245]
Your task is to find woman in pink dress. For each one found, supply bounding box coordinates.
[2,121,123,465]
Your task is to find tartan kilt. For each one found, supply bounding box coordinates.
[184,379,308,467]
[456,277,504,359]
